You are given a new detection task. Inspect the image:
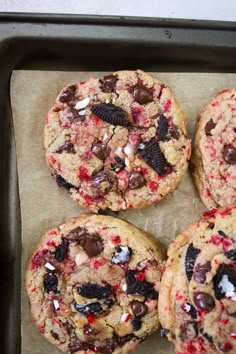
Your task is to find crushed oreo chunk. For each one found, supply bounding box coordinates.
[161,328,170,338]
[200,328,213,343]
[157,114,169,140]
[99,75,118,93]
[131,318,142,331]
[56,174,75,191]
[91,103,128,126]
[69,338,89,353]
[224,249,236,263]
[43,273,59,294]
[126,270,158,299]
[214,263,236,300]
[185,243,200,281]
[111,245,132,264]
[111,156,125,172]
[139,138,168,176]
[77,283,112,299]
[73,301,103,315]
[55,239,69,262]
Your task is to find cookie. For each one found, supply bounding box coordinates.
[191,89,236,209]
[26,213,164,353]
[158,206,236,354]
[44,70,191,212]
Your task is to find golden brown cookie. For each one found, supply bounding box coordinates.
[26,213,164,353]
[158,206,236,354]
[44,70,191,212]
[191,89,236,208]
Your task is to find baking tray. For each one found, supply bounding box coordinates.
[1,13,236,354]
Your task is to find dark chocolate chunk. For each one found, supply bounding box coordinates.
[131,318,142,331]
[157,114,169,141]
[92,142,111,160]
[126,270,158,299]
[182,321,198,340]
[69,105,86,122]
[112,245,132,264]
[185,243,200,281]
[83,324,94,335]
[64,226,84,242]
[182,303,197,319]
[78,232,104,258]
[111,156,125,172]
[128,171,145,189]
[91,103,128,126]
[208,222,215,230]
[139,138,168,176]
[131,301,147,318]
[43,273,59,294]
[214,263,236,300]
[218,230,227,237]
[193,261,211,284]
[59,85,76,103]
[55,239,69,262]
[73,301,103,315]
[223,144,236,164]
[169,125,180,140]
[98,338,117,354]
[133,84,153,104]
[69,338,89,353]
[199,328,213,343]
[224,249,236,263]
[63,321,73,335]
[55,142,76,154]
[77,283,112,299]
[193,292,215,312]
[56,174,75,191]
[91,171,113,194]
[99,75,118,93]
[51,331,59,341]
[160,328,170,338]
[205,119,216,136]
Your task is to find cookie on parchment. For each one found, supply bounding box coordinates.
[158,206,236,354]
[44,70,191,212]
[191,89,236,209]
[26,213,164,353]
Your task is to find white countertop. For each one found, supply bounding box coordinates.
[0,0,236,22]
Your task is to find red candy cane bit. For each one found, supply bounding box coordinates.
[79,166,90,181]
[114,284,120,290]
[221,343,233,351]
[149,181,159,193]
[87,315,96,324]
[111,235,121,245]
[203,209,217,218]
[49,230,58,236]
[230,333,236,340]
[38,325,45,333]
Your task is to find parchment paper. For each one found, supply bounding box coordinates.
[11,71,236,354]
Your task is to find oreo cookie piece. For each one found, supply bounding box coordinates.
[185,243,200,281]
[26,213,164,353]
[45,70,190,211]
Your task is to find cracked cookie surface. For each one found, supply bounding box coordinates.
[158,206,236,354]
[191,89,236,208]
[26,213,164,353]
[44,70,191,212]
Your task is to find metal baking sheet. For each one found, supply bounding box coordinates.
[1,13,236,354]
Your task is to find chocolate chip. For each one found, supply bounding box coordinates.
[43,273,59,294]
[131,318,142,331]
[182,321,198,340]
[55,142,76,154]
[205,119,216,136]
[68,105,86,122]
[83,324,94,335]
[214,263,236,300]
[223,144,236,164]
[91,103,128,126]
[218,230,227,237]
[193,261,211,284]
[126,270,158,299]
[131,301,147,318]
[116,334,134,346]
[224,250,236,263]
[185,243,200,281]
[51,331,59,340]
[128,171,145,189]
[59,85,76,103]
[160,328,170,338]
[64,226,84,242]
[169,125,180,140]
[139,138,168,176]
[77,283,112,299]
[111,156,125,172]
[157,114,168,141]
[99,75,118,93]
[91,171,113,194]
[56,174,75,191]
[78,232,104,258]
[193,292,215,312]
[112,245,132,264]
[69,338,89,353]
[208,222,215,230]
[133,84,153,104]
[73,301,103,315]
[92,142,111,160]
[55,239,69,262]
